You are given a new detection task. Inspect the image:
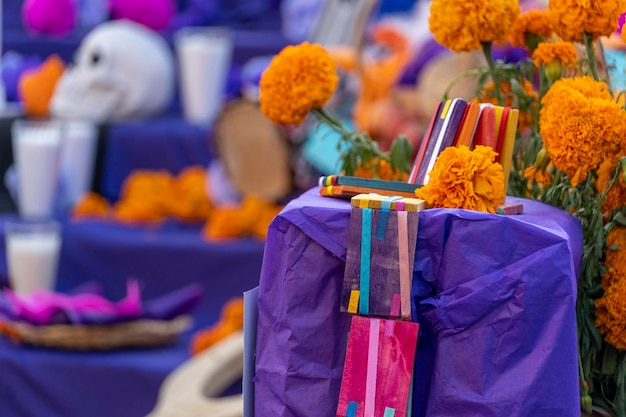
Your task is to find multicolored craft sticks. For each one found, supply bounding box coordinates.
[341,194,421,320]
[337,316,419,417]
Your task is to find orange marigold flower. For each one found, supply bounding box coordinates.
[524,148,553,186]
[203,196,282,240]
[415,145,505,213]
[353,158,409,181]
[259,42,339,125]
[596,226,626,350]
[221,298,244,328]
[170,166,212,222]
[532,40,578,67]
[524,166,553,186]
[203,204,247,239]
[540,76,626,186]
[113,170,178,223]
[597,157,626,216]
[72,192,110,220]
[113,200,165,224]
[509,10,555,49]
[549,0,626,43]
[602,226,626,288]
[190,298,244,355]
[429,0,521,53]
[595,282,626,350]
[476,79,538,131]
[239,195,283,239]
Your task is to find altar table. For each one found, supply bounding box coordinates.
[0,215,265,417]
[255,188,583,417]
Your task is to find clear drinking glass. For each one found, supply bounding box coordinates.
[59,120,98,211]
[5,220,62,295]
[175,27,233,126]
[11,119,64,220]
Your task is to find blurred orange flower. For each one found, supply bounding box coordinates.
[259,42,339,125]
[429,0,521,53]
[475,79,538,131]
[354,158,408,181]
[170,166,213,222]
[203,196,282,240]
[523,165,553,186]
[509,9,555,49]
[191,298,244,355]
[72,192,110,219]
[415,145,505,213]
[532,40,578,67]
[596,157,626,217]
[549,0,626,43]
[115,170,176,222]
[19,54,65,117]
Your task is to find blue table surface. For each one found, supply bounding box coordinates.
[0,214,265,417]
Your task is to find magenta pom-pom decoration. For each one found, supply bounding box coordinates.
[22,0,77,36]
[109,0,176,31]
[618,12,626,34]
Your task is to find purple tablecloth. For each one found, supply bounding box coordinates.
[255,188,583,417]
[99,117,212,202]
[0,215,265,417]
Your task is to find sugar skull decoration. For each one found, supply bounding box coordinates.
[50,20,175,122]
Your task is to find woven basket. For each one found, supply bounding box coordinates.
[3,316,192,351]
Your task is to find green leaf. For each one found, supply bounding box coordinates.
[390,135,413,173]
[602,346,619,376]
[614,212,626,227]
[585,313,604,349]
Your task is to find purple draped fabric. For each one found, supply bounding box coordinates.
[0,214,265,417]
[255,188,582,417]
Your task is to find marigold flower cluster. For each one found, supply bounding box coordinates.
[532,40,578,67]
[73,166,213,224]
[596,226,626,349]
[549,0,626,42]
[523,149,553,186]
[259,42,339,125]
[596,157,626,217]
[539,76,626,186]
[191,298,244,355]
[202,195,283,240]
[72,192,110,220]
[415,145,505,213]
[429,0,520,53]
[475,79,537,131]
[509,9,555,49]
[353,158,408,182]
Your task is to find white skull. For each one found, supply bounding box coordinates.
[50,20,175,122]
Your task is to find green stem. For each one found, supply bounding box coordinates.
[578,352,593,414]
[310,107,353,137]
[582,32,599,81]
[538,65,546,97]
[482,41,503,105]
[442,68,488,101]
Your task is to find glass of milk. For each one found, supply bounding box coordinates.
[59,120,98,211]
[11,119,64,220]
[5,221,62,295]
[175,27,233,126]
